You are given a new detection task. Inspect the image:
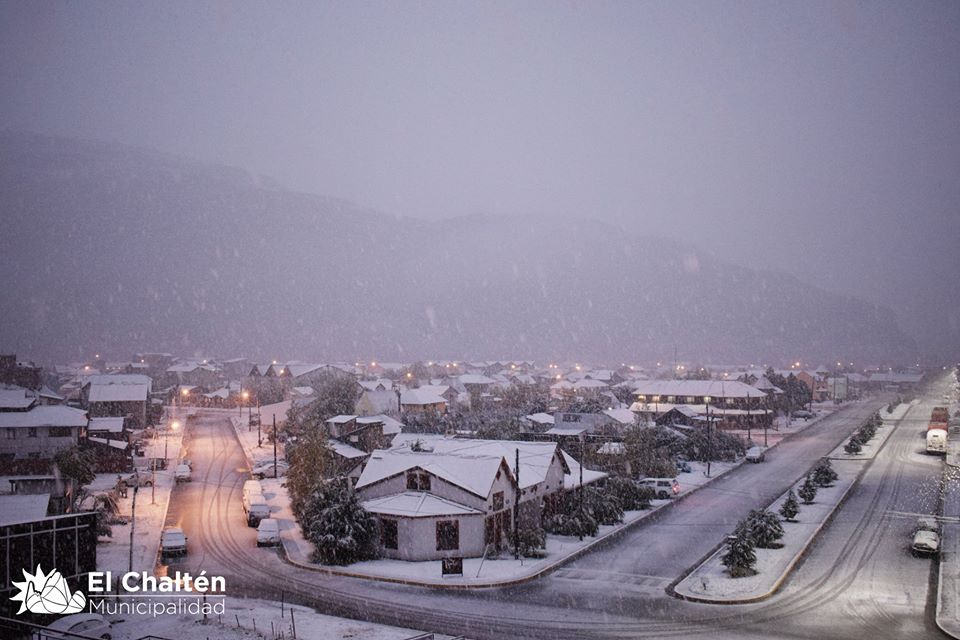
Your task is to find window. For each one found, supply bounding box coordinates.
[493,491,504,510]
[406,471,431,491]
[436,520,459,551]
[381,518,398,550]
[562,414,582,423]
[49,427,72,438]
[4,429,16,440]
[27,427,38,438]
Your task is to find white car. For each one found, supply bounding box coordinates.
[256,518,281,547]
[912,517,940,556]
[174,464,192,482]
[638,477,681,499]
[251,460,289,479]
[160,527,188,557]
[42,613,112,639]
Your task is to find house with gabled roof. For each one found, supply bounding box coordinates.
[356,434,605,561]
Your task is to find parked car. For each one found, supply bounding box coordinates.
[122,472,153,487]
[912,517,940,556]
[180,458,193,470]
[746,446,766,463]
[160,527,188,557]
[174,464,192,483]
[256,518,281,547]
[638,477,681,499]
[41,613,112,639]
[251,460,289,479]
[676,460,692,473]
[793,410,815,419]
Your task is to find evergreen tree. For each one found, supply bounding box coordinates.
[798,475,818,504]
[812,458,838,487]
[779,489,800,522]
[301,476,379,565]
[844,439,862,456]
[286,429,336,519]
[721,529,757,578]
[742,509,784,548]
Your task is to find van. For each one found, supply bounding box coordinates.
[638,477,680,499]
[243,491,270,526]
[256,518,281,547]
[746,447,766,463]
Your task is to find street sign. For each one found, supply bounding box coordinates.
[441,557,463,577]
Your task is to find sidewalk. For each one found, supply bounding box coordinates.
[937,447,960,638]
[95,426,184,576]
[230,414,284,467]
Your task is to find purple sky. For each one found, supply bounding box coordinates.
[1,1,958,357]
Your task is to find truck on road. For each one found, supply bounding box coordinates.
[927,406,949,454]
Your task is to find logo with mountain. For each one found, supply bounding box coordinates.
[10,565,87,615]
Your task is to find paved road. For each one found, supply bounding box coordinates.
[161,392,949,640]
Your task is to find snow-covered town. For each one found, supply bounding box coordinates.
[2,3,959,640]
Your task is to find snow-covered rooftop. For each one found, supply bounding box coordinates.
[363,492,482,518]
[0,388,35,410]
[0,494,50,526]
[0,405,88,428]
[631,380,766,399]
[89,417,125,433]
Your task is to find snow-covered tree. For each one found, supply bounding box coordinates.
[812,458,838,487]
[286,429,336,519]
[780,489,800,522]
[301,476,379,565]
[721,529,757,578]
[798,474,818,504]
[741,509,784,548]
[844,439,862,456]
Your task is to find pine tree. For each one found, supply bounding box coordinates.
[302,476,379,565]
[844,439,862,455]
[812,458,838,487]
[722,529,757,578]
[744,509,784,548]
[780,489,800,522]
[798,474,818,504]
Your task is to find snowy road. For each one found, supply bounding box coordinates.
[158,393,949,640]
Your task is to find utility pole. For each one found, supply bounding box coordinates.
[746,391,752,444]
[273,414,278,477]
[513,448,520,560]
[128,479,139,574]
[151,456,156,505]
[578,434,585,541]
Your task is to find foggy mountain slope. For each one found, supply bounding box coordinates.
[0,132,915,365]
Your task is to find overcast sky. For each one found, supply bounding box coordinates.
[1,1,958,355]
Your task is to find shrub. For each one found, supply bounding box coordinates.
[605,476,652,511]
[543,512,599,538]
[515,528,547,558]
[300,477,379,565]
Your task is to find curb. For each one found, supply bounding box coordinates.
[278,460,747,590]
[671,399,901,604]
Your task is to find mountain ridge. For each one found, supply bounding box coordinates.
[0,131,916,366]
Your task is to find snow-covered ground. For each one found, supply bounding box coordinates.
[231,415,284,467]
[106,596,431,640]
[96,428,184,576]
[823,400,912,461]
[269,460,737,586]
[674,458,863,602]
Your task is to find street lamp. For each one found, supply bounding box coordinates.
[704,396,712,477]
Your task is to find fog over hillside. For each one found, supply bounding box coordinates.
[0,133,915,366]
